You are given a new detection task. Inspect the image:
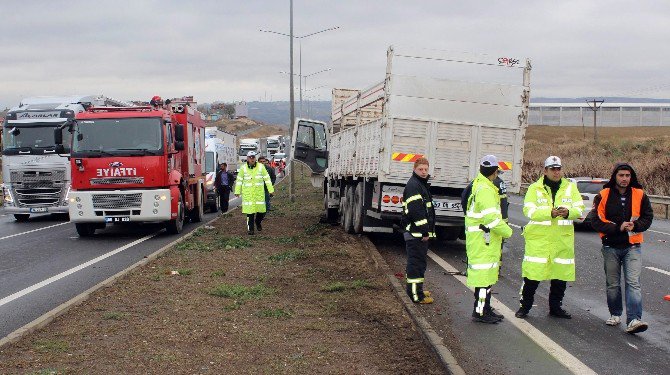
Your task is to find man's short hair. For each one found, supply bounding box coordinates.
[222,162,227,166]
[413,157,429,169]
[258,156,267,162]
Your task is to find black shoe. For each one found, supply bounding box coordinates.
[549,309,572,319]
[472,312,500,324]
[256,222,262,231]
[248,230,255,235]
[515,308,529,318]
[485,307,504,320]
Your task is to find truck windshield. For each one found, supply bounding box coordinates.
[72,118,163,156]
[239,147,255,156]
[3,124,70,153]
[267,140,279,147]
[205,151,216,173]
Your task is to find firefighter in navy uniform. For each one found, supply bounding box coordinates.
[402,157,436,304]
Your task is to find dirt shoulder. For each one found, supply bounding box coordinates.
[0,172,444,374]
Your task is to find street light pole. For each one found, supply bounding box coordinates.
[260,26,339,118]
[289,0,296,202]
[586,99,604,143]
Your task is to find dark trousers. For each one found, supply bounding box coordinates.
[473,286,493,316]
[218,186,230,213]
[246,213,265,232]
[519,277,567,312]
[405,238,428,302]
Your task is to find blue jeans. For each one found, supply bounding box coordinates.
[265,189,272,211]
[601,245,642,323]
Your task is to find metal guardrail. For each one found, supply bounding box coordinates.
[519,183,670,219]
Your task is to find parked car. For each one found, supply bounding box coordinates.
[568,177,608,226]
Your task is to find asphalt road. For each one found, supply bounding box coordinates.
[376,194,670,375]
[0,197,242,340]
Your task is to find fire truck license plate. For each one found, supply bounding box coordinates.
[433,199,461,212]
[105,217,130,223]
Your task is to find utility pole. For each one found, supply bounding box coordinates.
[289,0,296,202]
[586,99,604,143]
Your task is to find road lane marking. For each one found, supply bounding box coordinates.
[0,222,69,241]
[648,229,670,237]
[0,231,160,308]
[646,266,670,276]
[509,223,522,229]
[427,250,597,375]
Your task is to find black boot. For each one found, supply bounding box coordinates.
[472,311,500,324]
[485,307,504,320]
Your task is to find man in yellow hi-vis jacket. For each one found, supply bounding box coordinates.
[516,156,584,319]
[466,155,513,324]
[235,151,274,235]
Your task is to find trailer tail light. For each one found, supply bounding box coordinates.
[382,195,391,203]
[391,196,400,204]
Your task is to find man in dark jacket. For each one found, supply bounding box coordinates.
[214,163,236,213]
[259,156,276,211]
[590,163,653,334]
[402,157,436,304]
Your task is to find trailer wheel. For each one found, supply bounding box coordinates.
[352,182,364,234]
[342,185,355,234]
[338,185,348,227]
[324,194,338,223]
[436,226,462,241]
[190,187,204,223]
[75,223,95,237]
[13,214,30,222]
[210,191,220,213]
[166,194,185,234]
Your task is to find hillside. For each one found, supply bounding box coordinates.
[523,126,670,195]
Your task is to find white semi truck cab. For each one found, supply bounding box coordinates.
[2,95,131,222]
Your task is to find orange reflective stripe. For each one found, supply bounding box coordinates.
[597,187,644,244]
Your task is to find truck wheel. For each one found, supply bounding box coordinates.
[352,183,364,234]
[436,226,462,241]
[166,194,185,234]
[190,188,204,223]
[13,214,30,222]
[343,185,355,234]
[75,223,95,237]
[324,194,338,223]
[210,192,220,213]
[338,186,348,227]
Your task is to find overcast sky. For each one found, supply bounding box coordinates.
[1,0,670,109]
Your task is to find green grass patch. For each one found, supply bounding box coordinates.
[34,339,69,353]
[351,279,374,289]
[102,311,127,321]
[304,223,328,235]
[276,235,300,244]
[148,274,162,281]
[30,369,66,375]
[216,236,253,249]
[210,269,226,277]
[321,282,347,293]
[208,283,274,301]
[175,240,213,252]
[177,268,193,276]
[257,308,293,319]
[223,301,243,311]
[268,249,307,264]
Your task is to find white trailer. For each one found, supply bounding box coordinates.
[291,46,531,239]
[204,127,237,212]
[2,95,132,222]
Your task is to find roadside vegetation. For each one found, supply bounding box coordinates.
[524,126,670,195]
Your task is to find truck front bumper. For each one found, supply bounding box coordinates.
[68,189,172,223]
[3,205,69,214]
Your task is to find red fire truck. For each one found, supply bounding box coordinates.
[55,98,207,236]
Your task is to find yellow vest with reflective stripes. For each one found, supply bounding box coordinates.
[521,177,584,281]
[465,173,513,287]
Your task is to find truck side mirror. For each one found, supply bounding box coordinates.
[175,124,184,142]
[54,128,63,146]
[175,141,185,151]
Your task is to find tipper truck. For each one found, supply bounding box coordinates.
[55,98,207,236]
[291,46,531,239]
[2,95,131,222]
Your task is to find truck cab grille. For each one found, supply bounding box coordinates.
[92,193,142,209]
[90,177,145,185]
[9,170,67,207]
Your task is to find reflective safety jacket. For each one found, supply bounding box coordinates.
[234,162,274,214]
[465,173,513,287]
[522,177,584,281]
[402,172,436,239]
